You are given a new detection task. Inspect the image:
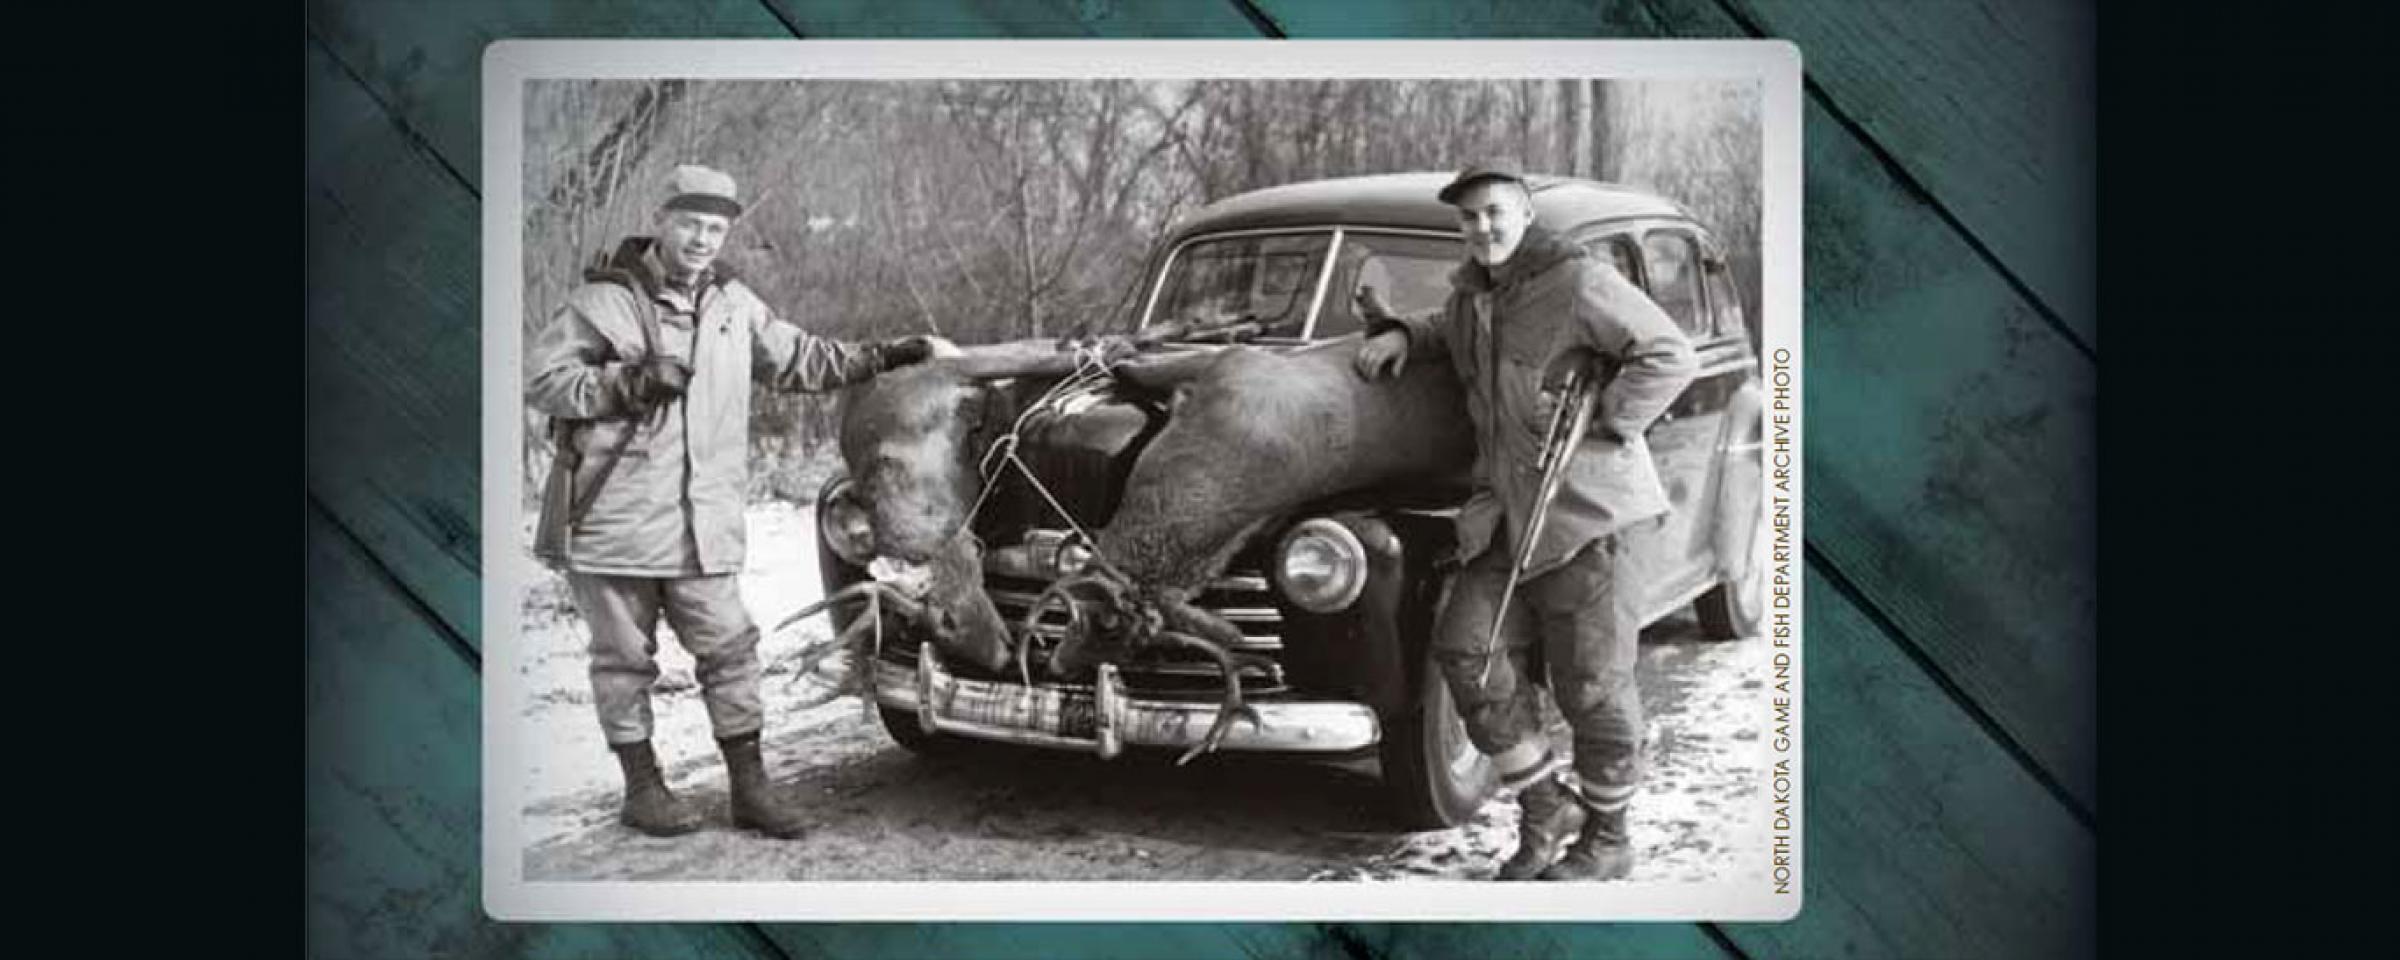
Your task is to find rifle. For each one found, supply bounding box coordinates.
[1482,355,1604,683]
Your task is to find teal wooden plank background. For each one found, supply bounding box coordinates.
[303,1,2097,956]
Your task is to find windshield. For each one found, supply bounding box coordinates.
[1145,232,1331,339]
[1143,230,1462,341]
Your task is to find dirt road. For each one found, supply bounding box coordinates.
[516,503,1773,883]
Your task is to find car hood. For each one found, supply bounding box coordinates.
[971,375,1168,540]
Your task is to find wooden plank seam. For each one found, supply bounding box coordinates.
[756,0,811,38]
[1698,922,1753,959]
[311,490,482,669]
[1701,0,2096,362]
[1225,0,1288,38]
[309,492,812,958]
[307,23,479,202]
[1808,541,2096,831]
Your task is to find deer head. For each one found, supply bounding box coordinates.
[835,363,1016,675]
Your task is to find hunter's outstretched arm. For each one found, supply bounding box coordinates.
[753,311,890,393]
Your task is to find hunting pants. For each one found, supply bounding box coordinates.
[1431,532,1646,801]
[567,572,765,746]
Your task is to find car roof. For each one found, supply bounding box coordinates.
[1166,172,1699,241]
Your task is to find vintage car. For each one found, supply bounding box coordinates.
[815,172,1766,828]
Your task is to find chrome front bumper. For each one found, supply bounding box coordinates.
[874,646,1381,758]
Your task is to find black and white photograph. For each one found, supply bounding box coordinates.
[481,40,1803,921]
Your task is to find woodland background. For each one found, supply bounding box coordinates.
[521,78,1761,502]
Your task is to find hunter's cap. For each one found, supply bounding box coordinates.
[1437,158,1531,206]
[662,164,742,219]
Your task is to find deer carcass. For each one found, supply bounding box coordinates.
[806,336,1474,761]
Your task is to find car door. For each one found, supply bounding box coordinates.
[1697,241,1768,616]
[1595,225,1735,621]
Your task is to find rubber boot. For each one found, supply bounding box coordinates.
[610,740,703,837]
[1495,767,1588,880]
[720,732,809,840]
[1541,797,1635,881]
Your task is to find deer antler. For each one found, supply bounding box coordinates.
[770,581,927,711]
[771,579,924,635]
[1157,629,1269,766]
[779,602,885,708]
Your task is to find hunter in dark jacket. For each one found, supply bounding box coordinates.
[1357,160,1697,881]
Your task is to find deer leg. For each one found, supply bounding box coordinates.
[1157,629,1267,766]
[1018,571,1121,644]
[1031,563,1161,680]
[1018,579,1090,686]
[1024,570,1158,684]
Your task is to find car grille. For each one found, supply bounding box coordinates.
[878,567,1292,701]
[995,569,1291,698]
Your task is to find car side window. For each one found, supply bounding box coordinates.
[1705,256,1748,341]
[1583,234,1639,280]
[1319,232,1460,340]
[1640,231,1707,337]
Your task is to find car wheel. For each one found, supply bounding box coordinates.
[1380,647,1499,829]
[874,700,963,756]
[1695,518,1768,641]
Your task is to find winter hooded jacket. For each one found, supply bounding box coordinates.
[1371,226,1698,577]
[527,238,890,576]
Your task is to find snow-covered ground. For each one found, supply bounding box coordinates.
[512,504,1772,884]
[515,501,847,846]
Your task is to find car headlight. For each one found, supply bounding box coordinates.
[1273,518,1368,613]
[818,478,876,567]
[1055,540,1094,577]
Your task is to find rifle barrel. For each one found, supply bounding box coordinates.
[1481,361,1603,674]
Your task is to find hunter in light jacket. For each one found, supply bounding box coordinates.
[527,238,889,576]
[1370,225,1699,577]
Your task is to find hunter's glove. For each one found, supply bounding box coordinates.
[615,353,693,408]
[876,335,937,371]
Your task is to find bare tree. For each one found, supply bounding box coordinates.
[521,77,1761,501]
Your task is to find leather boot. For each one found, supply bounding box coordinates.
[1495,766,1587,880]
[1541,796,1635,881]
[610,740,703,837]
[719,732,808,840]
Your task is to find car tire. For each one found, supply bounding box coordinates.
[1695,517,1768,641]
[1694,579,1764,641]
[874,700,963,756]
[1379,647,1499,829]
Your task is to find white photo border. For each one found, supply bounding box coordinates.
[480,38,1804,923]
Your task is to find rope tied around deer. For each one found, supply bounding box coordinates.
[772,335,1267,762]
